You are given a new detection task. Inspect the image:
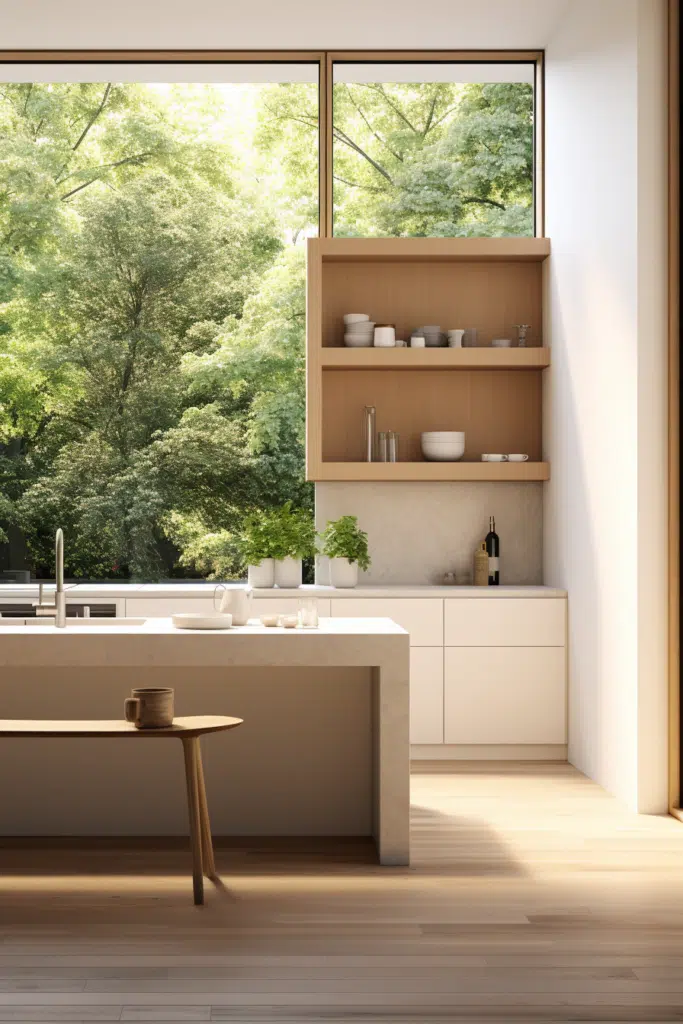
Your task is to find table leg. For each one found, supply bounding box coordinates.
[195,741,217,880]
[181,736,204,905]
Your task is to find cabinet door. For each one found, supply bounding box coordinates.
[444,646,566,744]
[410,648,444,744]
[330,599,443,647]
[445,598,566,647]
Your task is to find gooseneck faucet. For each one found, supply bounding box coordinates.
[54,528,66,628]
[33,528,66,626]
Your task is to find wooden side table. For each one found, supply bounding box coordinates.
[0,715,243,905]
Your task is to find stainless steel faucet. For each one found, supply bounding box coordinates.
[33,529,66,627]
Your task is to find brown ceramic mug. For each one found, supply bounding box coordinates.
[124,688,174,729]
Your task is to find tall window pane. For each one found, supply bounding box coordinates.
[0,65,318,581]
[332,62,535,237]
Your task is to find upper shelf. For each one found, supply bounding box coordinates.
[313,237,551,264]
[320,347,550,370]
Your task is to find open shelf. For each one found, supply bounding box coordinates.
[306,237,552,483]
[317,462,550,482]
[320,347,550,370]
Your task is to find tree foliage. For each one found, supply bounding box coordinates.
[1,75,533,580]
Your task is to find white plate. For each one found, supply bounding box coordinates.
[343,313,370,324]
[171,613,233,630]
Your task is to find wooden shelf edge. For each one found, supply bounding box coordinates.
[308,462,550,482]
[318,347,550,370]
[309,237,551,263]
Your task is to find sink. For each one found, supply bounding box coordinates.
[0,617,148,627]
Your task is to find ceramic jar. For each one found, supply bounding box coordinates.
[273,557,303,588]
[329,557,359,588]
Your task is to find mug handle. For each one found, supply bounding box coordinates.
[124,697,140,724]
[502,455,509,461]
[213,583,227,611]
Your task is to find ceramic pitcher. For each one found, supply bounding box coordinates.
[213,583,253,625]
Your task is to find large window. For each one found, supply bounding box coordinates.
[332,61,536,237]
[0,54,539,582]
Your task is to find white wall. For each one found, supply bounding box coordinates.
[316,482,543,585]
[0,0,567,49]
[544,0,668,812]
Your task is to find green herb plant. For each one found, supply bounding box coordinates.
[321,515,370,571]
[240,502,315,565]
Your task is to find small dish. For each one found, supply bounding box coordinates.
[171,613,233,630]
[481,454,507,462]
[260,614,279,627]
[279,615,298,628]
[507,453,529,462]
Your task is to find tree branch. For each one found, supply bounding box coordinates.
[462,195,506,211]
[333,127,393,183]
[343,84,403,163]
[361,84,419,135]
[422,92,438,138]
[72,83,112,153]
[59,152,154,201]
[333,174,384,193]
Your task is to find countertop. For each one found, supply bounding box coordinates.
[0,583,567,599]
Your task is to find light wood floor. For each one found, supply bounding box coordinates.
[1,762,683,1023]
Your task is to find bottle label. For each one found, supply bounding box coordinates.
[488,557,499,572]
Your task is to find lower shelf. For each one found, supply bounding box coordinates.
[309,462,550,482]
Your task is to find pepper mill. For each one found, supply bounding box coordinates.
[514,324,531,347]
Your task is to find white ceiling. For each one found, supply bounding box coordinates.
[0,0,571,51]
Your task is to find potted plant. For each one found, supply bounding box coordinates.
[269,502,316,588]
[321,515,371,588]
[239,509,279,588]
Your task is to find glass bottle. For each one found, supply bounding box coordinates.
[378,431,389,462]
[363,406,377,462]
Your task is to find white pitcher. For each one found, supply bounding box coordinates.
[213,584,253,625]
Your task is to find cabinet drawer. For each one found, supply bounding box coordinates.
[126,597,215,617]
[252,598,331,618]
[445,598,565,647]
[410,648,444,745]
[444,646,566,744]
[330,599,443,647]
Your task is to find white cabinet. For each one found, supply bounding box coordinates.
[410,648,444,744]
[444,646,566,744]
[330,598,443,647]
[125,597,215,616]
[445,598,565,647]
[252,597,331,618]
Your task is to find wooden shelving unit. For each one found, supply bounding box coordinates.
[306,237,552,483]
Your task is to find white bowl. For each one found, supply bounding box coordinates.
[345,321,375,330]
[422,431,465,441]
[172,613,233,630]
[422,443,465,462]
[344,336,374,347]
[344,313,370,325]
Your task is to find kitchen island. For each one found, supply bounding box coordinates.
[0,618,410,863]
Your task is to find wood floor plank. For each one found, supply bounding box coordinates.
[1,763,683,1024]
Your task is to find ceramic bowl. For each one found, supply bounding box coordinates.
[343,313,370,325]
[344,335,374,347]
[422,431,465,442]
[422,441,465,462]
[171,613,233,630]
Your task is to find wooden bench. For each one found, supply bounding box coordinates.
[0,715,243,905]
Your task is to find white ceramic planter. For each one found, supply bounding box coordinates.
[247,559,274,588]
[273,557,302,589]
[329,558,359,589]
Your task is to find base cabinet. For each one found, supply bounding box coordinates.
[444,646,566,745]
[410,648,444,744]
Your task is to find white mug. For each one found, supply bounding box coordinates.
[410,335,425,348]
[507,453,529,462]
[482,453,508,462]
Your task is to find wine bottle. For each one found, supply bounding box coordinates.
[485,515,500,585]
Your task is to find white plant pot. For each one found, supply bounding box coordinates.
[273,557,303,589]
[329,558,359,589]
[247,559,274,588]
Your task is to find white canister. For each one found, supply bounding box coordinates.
[374,326,396,347]
[329,557,359,588]
[247,559,275,588]
[410,335,425,348]
[273,557,303,588]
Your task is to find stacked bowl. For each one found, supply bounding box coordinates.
[344,314,375,347]
[419,325,446,348]
[421,431,466,462]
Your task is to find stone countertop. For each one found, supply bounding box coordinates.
[0,583,567,600]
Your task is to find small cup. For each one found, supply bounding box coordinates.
[410,335,425,348]
[481,453,508,462]
[491,338,512,348]
[507,453,529,462]
[298,598,319,629]
[374,326,396,347]
[462,328,478,348]
[278,614,298,629]
[260,614,279,627]
[124,688,174,730]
